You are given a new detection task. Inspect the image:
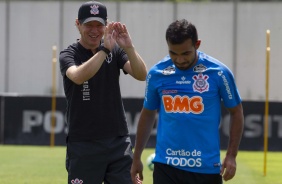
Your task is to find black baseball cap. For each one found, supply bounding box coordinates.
[78,1,107,25]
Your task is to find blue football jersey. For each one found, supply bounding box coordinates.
[144,51,241,174]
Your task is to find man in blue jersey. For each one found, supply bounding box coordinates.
[131,19,244,184]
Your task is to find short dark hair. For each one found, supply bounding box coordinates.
[166,19,198,46]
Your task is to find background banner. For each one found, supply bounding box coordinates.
[0,96,281,151]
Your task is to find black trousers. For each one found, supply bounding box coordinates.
[66,136,133,184]
[153,163,222,184]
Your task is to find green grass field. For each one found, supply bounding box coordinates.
[0,145,281,184]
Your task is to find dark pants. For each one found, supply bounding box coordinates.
[66,136,133,184]
[153,163,222,184]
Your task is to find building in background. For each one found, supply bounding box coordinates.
[0,0,281,101]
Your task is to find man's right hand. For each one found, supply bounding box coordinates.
[131,159,144,184]
[103,22,116,51]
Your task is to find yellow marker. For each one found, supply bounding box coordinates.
[263,30,270,176]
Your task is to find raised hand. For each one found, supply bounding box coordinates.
[112,22,134,49]
[103,22,117,50]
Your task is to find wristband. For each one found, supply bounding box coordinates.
[100,46,111,55]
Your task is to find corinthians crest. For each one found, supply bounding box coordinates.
[192,73,209,93]
[71,178,83,184]
[90,5,100,15]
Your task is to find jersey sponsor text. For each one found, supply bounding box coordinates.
[165,148,202,167]
[162,95,204,114]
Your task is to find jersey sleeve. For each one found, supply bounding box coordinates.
[59,49,75,77]
[143,70,160,110]
[115,45,129,72]
[218,67,241,108]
